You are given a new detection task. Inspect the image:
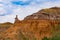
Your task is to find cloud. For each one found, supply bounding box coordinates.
[0,0,60,23]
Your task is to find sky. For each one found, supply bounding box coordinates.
[0,0,60,23]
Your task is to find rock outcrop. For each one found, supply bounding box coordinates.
[0,7,60,40]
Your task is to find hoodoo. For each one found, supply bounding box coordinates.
[14,15,21,24]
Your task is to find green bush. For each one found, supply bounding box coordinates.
[42,37,49,40]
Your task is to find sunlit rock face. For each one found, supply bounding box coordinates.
[1,7,60,40]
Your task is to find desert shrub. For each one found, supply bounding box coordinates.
[49,36,60,40]
[42,37,49,40]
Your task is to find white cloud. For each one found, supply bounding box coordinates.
[0,0,60,23]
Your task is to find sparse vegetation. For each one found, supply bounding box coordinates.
[42,37,49,40]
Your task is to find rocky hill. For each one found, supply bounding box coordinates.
[0,7,60,40]
[24,7,60,21]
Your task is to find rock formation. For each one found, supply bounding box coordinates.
[0,7,60,40]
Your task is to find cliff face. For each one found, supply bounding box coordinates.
[0,7,60,40]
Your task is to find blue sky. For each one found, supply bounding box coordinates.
[0,0,60,23]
